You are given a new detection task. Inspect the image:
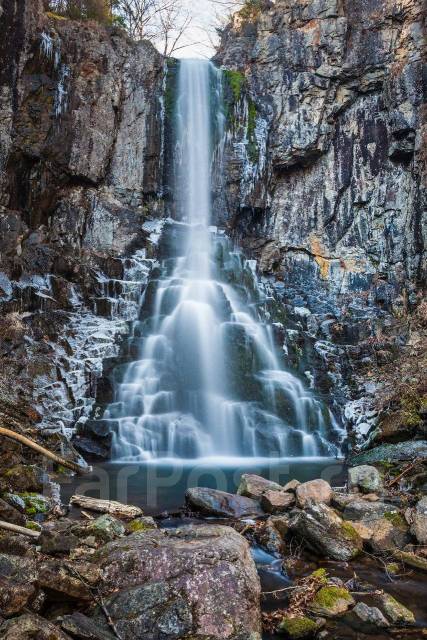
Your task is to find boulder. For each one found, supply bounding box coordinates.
[309,585,354,617]
[283,479,301,493]
[278,615,321,638]
[370,514,410,553]
[0,574,37,616]
[288,503,363,561]
[186,487,263,518]
[348,602,389,630]
[237,474,283,499]
[349,441,427,465]
[0,613,71,639]
[341,500,391,523]
[378,593,415,625]
[348,465,383,494]
[39,520,79,556]
[295,480,332,508]
[410,496,427,544]
[261,490,295,514]
[93,525,262,639]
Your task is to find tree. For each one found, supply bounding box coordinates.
[46,0,111,22]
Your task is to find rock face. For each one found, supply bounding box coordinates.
[93,525,262,640]
[0,1,164,442]
[215,0,426,452]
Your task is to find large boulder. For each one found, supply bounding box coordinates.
[288,503,363,561]
[261,490,295,514]
[92,525,262,640]
[348,466,383,494]
[186,487,263,518]
[340,500,392,523]
[295,480,332,509]
[237,474,282,499]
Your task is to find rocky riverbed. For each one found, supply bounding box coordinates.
[0,463,426,639]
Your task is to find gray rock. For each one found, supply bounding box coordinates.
[350,602,390,629]
[349,442,427,465]
[0,498,26,526]
[61,612,116,640]
[288,502,362,561]
[237,473,282,499]
[93,525,262,639]
[0,614,72,639]
[186,487,264,518]
[378,593,415,625]
[410,496,427,544]
[348,465,383,494]
[341,500,392,523]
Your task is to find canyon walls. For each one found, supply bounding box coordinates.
[215,0,426,451]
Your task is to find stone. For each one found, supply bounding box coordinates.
[278,615,320,639]
[349,602,389,630]
[237,473,282,499]
[349,521,373,542]
[331,493,360,510]
[85,514,126,542]
[0,553,38,616]
[261,490,295,514]
[340,500,391,523]
[0,498,26,526]
[349,442,427,466]
[295,480,333,509]
[410,496,427,544]
[0,465,46,493]
[288,503,363,561]
[0,614,72,639]
[39,520,79,556]
[38,559,101,601]
[61,612,116,640]
[92,525,262,639]
[283,479,301,493]
[186,487,263,518]
[3,493,26,512]
[378,593,416,625]
[348,465,383,494]
[309,585,355,617]
[126,516,157,533]
[370,515,410,553]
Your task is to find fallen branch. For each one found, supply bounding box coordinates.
[0,519,40,539]
[0,426,91,475]
[386,458,421,488]
[70,495,142,519]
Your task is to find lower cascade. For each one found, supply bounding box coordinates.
[103,59,344,463]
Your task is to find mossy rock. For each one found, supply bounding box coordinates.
[309,586,355,617]
[379,593,415,625]
[126,516,157,533]
[18,492,50,515]
[383,511,407,529]
[86,514,125,542]
[310,568,328,585]
[279,615,319,639]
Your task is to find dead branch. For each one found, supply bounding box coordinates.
[0,426,91,475]
[70,495,142,518]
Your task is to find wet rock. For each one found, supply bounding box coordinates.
[295,480,333,509]
[261,490,295,514]
[409,496,427,544]
[237,473,282,499]
[278,615,321,639]
[378,593,415,625]
[348,466,383,494]
[92,525,262,639]
[0,498,26,526]
[347,602,389,630]
[288,503,363,561]
[309,585,354,617]
[0,613,71,639]
[349,441,427,465]
[255,518,285,555]
[186,487,263,518]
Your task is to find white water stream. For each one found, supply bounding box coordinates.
[105,60,344,463]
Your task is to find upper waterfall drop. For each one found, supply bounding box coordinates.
[104,59,344,463]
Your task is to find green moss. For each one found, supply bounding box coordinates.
[223,69,246,103]
[341,520,361,544]
[313,586,353,609]
[238,0,263,21]
[46,11,68,20]
[385,562,400,575]
[127,520,154,533]
[384,511,407,529]
[25,521,41,532]
[311,568,328,584]
[279,616,318,639]
[18,493,49,515]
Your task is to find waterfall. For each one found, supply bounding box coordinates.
[103,59,344,463]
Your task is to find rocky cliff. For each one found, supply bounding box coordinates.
[215,0,426,451]
[0,0,165,456]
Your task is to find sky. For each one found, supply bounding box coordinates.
[171,0,228,59]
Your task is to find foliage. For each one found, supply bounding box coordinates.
[45,0,112,22]
[237,0,263,21]
[223,69,246,102]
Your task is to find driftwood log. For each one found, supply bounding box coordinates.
[0,426,91,475]
[70,495,142,518]
[0,519,41,539]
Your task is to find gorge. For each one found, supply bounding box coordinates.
[0,0,425,639]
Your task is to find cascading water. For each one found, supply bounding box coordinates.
[104,59,344,463]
